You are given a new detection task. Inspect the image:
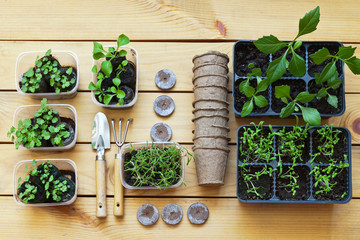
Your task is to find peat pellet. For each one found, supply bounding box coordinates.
[155,69,176,90]
[187,202,209,225]
[153,95,175,117]
[151,122,172,142]
[137,204,159,226]
[161,203,183,225]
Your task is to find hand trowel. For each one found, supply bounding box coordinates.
[91,112,110,218]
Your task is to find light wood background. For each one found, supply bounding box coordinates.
[0,1,360,239]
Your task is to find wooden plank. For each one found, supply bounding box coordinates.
[1,92,360,143]
[0,196,359,239]
[1,143,359,198]
[1,41,360,93]
[1,0,360,42]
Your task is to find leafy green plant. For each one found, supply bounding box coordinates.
[88,34,131,105]
[238,63,270,117]
[243,6,360,125]
[7,98,71,149]
[20,67,43,93]
[51,67,76,94]
[124,143,193,189]
[17,160,74,204]
[238,121,275,163]
[278,165,299,196]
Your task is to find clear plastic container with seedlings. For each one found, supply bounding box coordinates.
[13,159,78,206]
[89,34,139,108]
[15,49,79,99]
[8,98,77,151]
[119,142,193,189]
[233,6,360,126]
[237,121,352,203]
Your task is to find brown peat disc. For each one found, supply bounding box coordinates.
[155,69,176,90]
[153,95,175,117]
[150,123,172,142]
[161,203,183,225]
[187,202,209,225]
[137,204,159,226]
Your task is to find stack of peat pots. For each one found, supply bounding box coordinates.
[192,51,230,186]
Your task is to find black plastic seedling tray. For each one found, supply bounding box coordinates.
[236,125,352,204]
[232,40,345,118]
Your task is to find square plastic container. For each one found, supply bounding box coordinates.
[91,46,139,108]
[13,159,78,206]
[236,124,352,204]
[15,50,79,99]
[12,104,78,151]
[119,142,185,189]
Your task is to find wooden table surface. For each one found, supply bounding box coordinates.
[1,1,360,239]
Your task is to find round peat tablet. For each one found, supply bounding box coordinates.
[153,95,175,117]
[187,202,209,225]
[155,69,176,90]
[137,204,159,226]
[150,123,172,142]
[161,203,183,225]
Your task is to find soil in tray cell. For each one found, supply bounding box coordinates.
[234,78,270,114]
[312,166,349,201]
[276,127,310,164]
[308,44,342,77]
[238,165,273,200]
[271,79,306,113]
[276,165,310,200]
[234,43,269,77]
[238,127,274,164]
[311,129,347,164]
[308,80,342,114]
[273,46,306,77]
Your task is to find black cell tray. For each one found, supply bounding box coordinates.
[232,40,345,117]
[236,125,352,204]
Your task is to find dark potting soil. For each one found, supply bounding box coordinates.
[311,129,347,164]
[117,62,136,87]
[234,43,269,77]
[123,149,181,187]
[308,45,342,77]
[308,80,342,114]
[238,127,274,163]
[313,167,348,201]
[234,78,270,114]
[273,46,306,77]
[276,127,310,163]
[271,79,306,113]
[238,165,273,200]
[276,165,310,200]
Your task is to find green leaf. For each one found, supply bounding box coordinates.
[293,40,302,50]
[327,94,338,108]
[248,63,255,68]
[295,92,316,103]
[316,62,336,84]
[88,82,97,90]
[45,49,51,56]
[254,35,287,54]
[288,51,306,77]
[344,57,360,74]
[42,131,51,140]
[110,86,116,93]
[251,68,262,77]
[23,118,31,128]
[266,53,288,83]
[66,67,73,75]
[117,34,130,47]
[32,159,36,166]
[296,6,320,39]
[256,78,269,93]
[55,88,60,94]
[93,42,105,59]
[328,78,342,89]
[239,80,249,93]
[241,100,254,117]
[300,106,321,126]
[113,78,121,87]
[316,88,327,98]
[104,95,114,105]
[117,90,126,99]
[310,47,330,65]
[95,79,102,89]
[275,85,291,99]
[280,102,296,118]
[118,50,127,57]
[91,65,97,73]
[93,52,105,60]
[244,86,255,98]
[41,98,47,107]
[101,61,113,77]
[254,95,268,107]
[337,46,356,59]
[24,68,34,77]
